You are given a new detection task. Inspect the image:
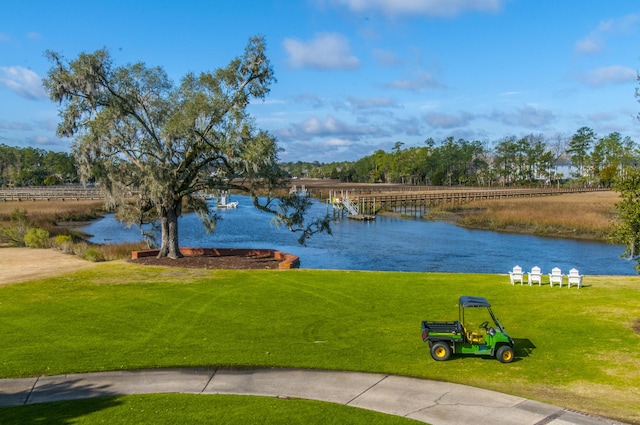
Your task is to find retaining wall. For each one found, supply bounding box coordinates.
[131,247,300,269]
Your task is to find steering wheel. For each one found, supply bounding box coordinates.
[479,321,489,329]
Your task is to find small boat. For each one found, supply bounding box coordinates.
[218,200,238,209]
[217,192,238,209]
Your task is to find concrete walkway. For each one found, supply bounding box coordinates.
[0,368,627,425]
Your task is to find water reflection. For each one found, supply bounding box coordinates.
[81,195,635,275]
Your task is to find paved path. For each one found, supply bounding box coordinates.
[0,368,627,425]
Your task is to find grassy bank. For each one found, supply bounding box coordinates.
[431,191,619,241]
[1,264,639,423]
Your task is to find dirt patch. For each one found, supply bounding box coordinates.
[0,247,283,286]
[0,247,101,285]
[129,254,281,270]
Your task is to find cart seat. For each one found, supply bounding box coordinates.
[463,325,485,344]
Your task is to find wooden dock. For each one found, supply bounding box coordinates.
[325,186,609,217]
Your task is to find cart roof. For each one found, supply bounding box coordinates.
[459,296,491,308]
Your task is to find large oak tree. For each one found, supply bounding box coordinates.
[44,36,330,258]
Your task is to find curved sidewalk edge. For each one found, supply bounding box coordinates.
[0,367,628,425]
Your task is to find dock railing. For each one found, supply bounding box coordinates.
[0,186,104,201]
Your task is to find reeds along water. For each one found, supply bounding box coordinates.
[442,191,617,239]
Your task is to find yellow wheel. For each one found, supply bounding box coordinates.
[497,345,514,363]
[430,342,451,361]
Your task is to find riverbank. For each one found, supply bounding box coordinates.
[0,187,620,245]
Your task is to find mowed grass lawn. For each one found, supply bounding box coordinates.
[1,263,639,423]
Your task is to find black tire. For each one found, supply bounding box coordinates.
[496,345,514,363]
[430,342,451,361]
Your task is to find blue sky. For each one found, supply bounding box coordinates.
[1,0,640,163]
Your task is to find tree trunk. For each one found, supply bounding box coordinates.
[157,198,182,259]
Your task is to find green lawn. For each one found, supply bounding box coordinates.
[1,263,639,423]
[0,394,423,424]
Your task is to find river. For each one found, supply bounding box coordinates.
[80,195,636,276]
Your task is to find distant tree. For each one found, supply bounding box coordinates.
[598,165,617,187]
[591,132,638,179]
[493,137,518,185]
[0,145,77,186]
[568,127,596,179]
[44,36,330,258]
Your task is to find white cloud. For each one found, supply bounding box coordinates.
[587,112,617,123]
[575,38,602,54]
[325,138,353,147]
[385,71,445,91]
[278,115,389,141]
[327,0,506,18]
[347,96,399,109]
[579,65,637,87]
[491,105,555,129]
[575,14,640,54]
[283,33,360,70]
[0,120,33,131]
[0,66,47,100]
[294,93,327,108]
[424,111,474,129]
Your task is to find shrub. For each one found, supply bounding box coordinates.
[72,241,88,257]
[54,234,74,254]
[0,209,31,246]
[24,228,50,248]
[83,248,105,262]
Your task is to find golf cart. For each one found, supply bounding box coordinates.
[421,296,515,363]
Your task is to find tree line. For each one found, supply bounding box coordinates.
[3,126,636,190]
[0,144,77,187]
[282,127,638,187]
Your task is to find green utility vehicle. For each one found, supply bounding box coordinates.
[421,296,515,363]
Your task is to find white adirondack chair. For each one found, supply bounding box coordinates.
[509,265,524,285]
[549,267,563,288]
[528,266,543,286]
[567,268,583,288]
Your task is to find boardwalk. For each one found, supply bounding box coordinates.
[325,186,608,216]
[0,186,104,201]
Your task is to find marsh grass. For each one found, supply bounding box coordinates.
[0,201,148,259]
[437,191,619,240]
[94,241,150,260]
[1,265,639,423]
[0,200,105,221]
[0,200,106,239]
